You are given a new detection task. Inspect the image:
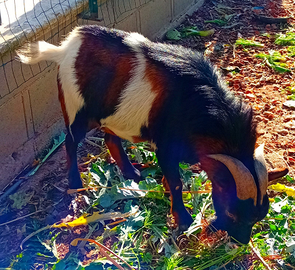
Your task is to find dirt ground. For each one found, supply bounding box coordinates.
[169,0,295,178]
[1,0,295,268]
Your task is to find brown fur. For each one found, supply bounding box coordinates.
[57,70,69,127]
[145,61,168,127]
[103,54,134,108]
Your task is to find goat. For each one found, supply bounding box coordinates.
[17,25,288,244]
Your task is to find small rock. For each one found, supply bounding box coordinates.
[268,106,276,111]
[284,114,295,122]
[264,111,275,119]
[288,148,295,156]
[283,100,295,110]
[278,129,288,136]
[245,93,256,100]
[254,30,260,36]
[255,115,263,121]
[284,120,295,130]
[273,85,280,91]
[264,104,271,111]
[257,128,266,135]
[271,100,280,105]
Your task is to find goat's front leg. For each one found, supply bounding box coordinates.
[104,133,141,182]
[65,111,88,189]
[157,149,194,232]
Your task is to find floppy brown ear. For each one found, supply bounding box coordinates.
[268,168,289,182]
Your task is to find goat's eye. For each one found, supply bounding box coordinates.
[225,210,237,221]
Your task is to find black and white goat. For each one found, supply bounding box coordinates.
[18,25,287,244]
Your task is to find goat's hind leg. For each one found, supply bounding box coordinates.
[65,111,88,189]
[104,133,141,182]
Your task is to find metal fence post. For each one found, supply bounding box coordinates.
[89,0,98,15]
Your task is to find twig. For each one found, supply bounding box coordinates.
[0,133,65,204]
[253,14,289,24]
[263,217,295,221]
[0,208,48,227]
[286,264,295,269]
[84,138,103,148]
[20,225,51,250]
[107,218,127,227]
[71,238,134,270]
[77,223,99,252]
[170,236,180,252]
[67,185,211,195]
[99,247,125,270]
[250,241,273,270]
[215,259,236,270]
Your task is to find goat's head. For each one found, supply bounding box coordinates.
[204,144,287,244]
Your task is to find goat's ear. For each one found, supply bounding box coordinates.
[268,168,289,182]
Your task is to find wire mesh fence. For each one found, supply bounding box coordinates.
[0,0,152,102]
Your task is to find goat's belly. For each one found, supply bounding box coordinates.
[102,126,146,143]
[100,121,144,143]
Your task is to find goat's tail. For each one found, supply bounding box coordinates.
[17,41,64,65]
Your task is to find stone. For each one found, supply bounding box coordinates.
[284,121,295,130]
[264,111,275,119]
[278,129,288,136]
[283,100,295,110]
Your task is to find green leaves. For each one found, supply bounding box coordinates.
[275,32,295,46]
[205,19,227,26]
[166,29,182,40]
[253,192,295,264]
[235,38,264,47]
[166,27,214,41]
[9,189,35,209]
[98,180,146,208]
[286,237,295,257]
[255,50,291,73]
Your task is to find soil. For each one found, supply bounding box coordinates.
[1,0,295,268]
[167,0,295,178]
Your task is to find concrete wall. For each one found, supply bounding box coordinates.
[0,0,204,190]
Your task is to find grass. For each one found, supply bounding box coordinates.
[6,141,295,270]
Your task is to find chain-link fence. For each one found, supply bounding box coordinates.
[0,0,152,101]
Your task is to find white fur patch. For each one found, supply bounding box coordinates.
[58,29,85,126]
[100,33,156,142]
[123,32,149,53]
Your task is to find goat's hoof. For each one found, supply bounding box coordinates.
[68,176,84,190]
[174,209,194,233]
[178,218,194,233]
[123,168,141,183]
